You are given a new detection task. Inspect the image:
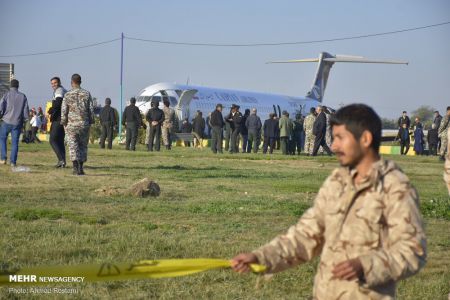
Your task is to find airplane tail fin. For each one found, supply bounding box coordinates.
[267,52,408,102]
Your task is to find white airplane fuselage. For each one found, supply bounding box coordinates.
[135,82,318,124]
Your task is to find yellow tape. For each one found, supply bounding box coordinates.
[0,259,266,286]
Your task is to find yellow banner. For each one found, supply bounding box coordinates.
[0,259,266,286]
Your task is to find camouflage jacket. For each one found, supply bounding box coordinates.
[253,159,426,300]
[162,106,175,128]
[303,113,316,135]
[438,115,449,137]
[61,87,94,128]
[445,129,450,195]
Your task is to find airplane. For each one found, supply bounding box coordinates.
[135,52,407,126]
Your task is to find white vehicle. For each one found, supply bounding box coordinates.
[135,52,407,125]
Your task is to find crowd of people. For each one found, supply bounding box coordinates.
[0,75,449,174]
[395,109,450,160]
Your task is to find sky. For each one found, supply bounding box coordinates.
[0,0,449,118]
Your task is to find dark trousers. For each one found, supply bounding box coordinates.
[31,127,41,143]
[148,125,161,151]
[240,134,248,153]
[263,137,276,154]
[224,123,232,151]
[125,122,138,151]
[247,130,259,153]
[429,143,437,156]
[312,133,332,156]
[400,142,410,155]
[211,126,223,153]
[49,122,66,162]
[230,128,241,153]
[280,137,289,155]
[100,122,114,149]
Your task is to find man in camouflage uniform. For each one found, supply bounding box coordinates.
[161,98,175,150]
[303,107,316,155]
[445,127,450,195]
[438,106,450,161]
[232,104,426,300]
[61,74,94,175]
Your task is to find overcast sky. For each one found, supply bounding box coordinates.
[1,0,449,118]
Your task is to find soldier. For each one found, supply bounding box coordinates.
[279,110,293,155]
[438,106,450,161]
[444,127,450,194]
[303,107,316,155]
[397,110,411,129]
[145,99,164,151]
[245,108,262,153]
[210,103,225,153]
[122,97,142,151]
[161,98,175,150]
[224,107,233,151]
[229,104,242,154]
[99,97,116,149]
[48,76,67,167]
[292,113,304,155]
[232,104,426,299]
[0,79,29,167]
[61,74,94,175]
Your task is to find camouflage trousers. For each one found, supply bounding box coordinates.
[162,124,172,146]
[66,126,90,162]
[440,131,448,156]
[304,132,315,155]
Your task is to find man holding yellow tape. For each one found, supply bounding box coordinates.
[232,104,427,300]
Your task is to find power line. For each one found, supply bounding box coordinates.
[0,21,449,58]
[0,38,121,58]
[125,21,450,47]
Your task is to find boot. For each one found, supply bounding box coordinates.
[78,161,85,175]
[72,161,79,175]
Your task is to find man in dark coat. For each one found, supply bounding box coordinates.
[427,123,439,156]
[229,104,243,153]
[312,106,332,156]
[192,110,205,148]
[398,111,411,129]
[122,97,142,151]
[240,109,250,153]
[145,99,165,151]
[99,97,116,149]
[210,103,225,153]
[262,113,278,154]
[396,123,411,155]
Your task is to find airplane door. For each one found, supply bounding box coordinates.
[177,89,198,121]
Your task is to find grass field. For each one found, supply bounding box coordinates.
[0,142,449,299]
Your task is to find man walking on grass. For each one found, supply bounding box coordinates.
[61,74,94,175]
[232,104,426,299]
[0,79,29,168]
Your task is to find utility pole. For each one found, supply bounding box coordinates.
[118,32,124,141]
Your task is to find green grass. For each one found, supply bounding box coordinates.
[0,142,449,299]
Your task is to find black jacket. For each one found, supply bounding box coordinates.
[313,112,327,136]
[100,105,116,125]
[427,128,438,145]
[232,111,243,130]
[398,116,411,128]
[210,110,225,128]
[263,118,278,138]
[48,98,63,123]
[146,108,164,126]
[192,115,205,137]
[122,104,142,126]
[397,128,411,143]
